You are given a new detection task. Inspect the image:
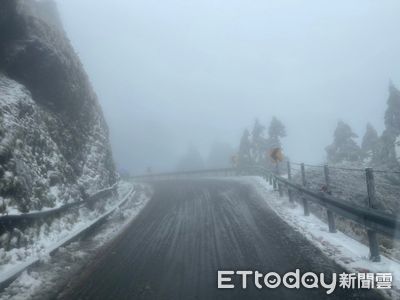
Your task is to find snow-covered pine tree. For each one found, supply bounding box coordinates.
[326,121,361,163]
[375,82,400,167]
[265,117,287,171]
[361,123,379,162]
[385,82,400,135]
[267,116,286,149]
[251,119,267,163]
[238,129,251,167]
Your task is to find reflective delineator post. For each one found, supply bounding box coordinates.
[301,163,309,216]
[365,168,381,262]
[324,165,336,233]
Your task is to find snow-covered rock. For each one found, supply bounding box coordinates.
[0,0,116,214]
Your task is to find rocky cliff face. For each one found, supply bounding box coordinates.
[0,0,116,213]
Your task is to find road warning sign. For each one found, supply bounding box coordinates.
[270,148,283,163]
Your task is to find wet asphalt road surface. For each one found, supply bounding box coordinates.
[57,179,382,300]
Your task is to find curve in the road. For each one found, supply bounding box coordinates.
[57,179,382,300]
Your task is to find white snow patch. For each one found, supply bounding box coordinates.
[0,182,134,285]
[0,182,151,300]
[3,271,42,300]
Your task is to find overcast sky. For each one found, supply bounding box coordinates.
[55,0,400,174]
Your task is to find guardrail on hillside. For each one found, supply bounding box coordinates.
[0,183,118,249]
[0,185,136,293]
[249,164,400,262]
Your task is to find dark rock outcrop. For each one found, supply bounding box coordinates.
[0,0,116,213]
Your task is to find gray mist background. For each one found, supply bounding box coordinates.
[55,0,400,174]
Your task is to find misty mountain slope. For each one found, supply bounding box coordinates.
[0,0,116,214]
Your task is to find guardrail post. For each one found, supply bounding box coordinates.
[324,165,336,233]
[301,163,310,216]
[365,168,381,262]
[287,161,294,203]
[278,179,283,197]
[275,163,283,196]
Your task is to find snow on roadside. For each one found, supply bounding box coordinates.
[3,271,42,300]
[0,182,132,283]
[0,182,151,300]
[91,184,150,246]
[237,176,400,300]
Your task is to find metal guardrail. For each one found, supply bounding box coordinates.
[249,165,400,262]
[0,185,135,293]
[0,183,118,230]
[131,168,238,180]
[0,183,119,253]
[273,173,399,237]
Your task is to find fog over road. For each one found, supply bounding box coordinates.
[57,179,381,299]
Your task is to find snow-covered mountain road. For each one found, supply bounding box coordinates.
[57,179,382,300]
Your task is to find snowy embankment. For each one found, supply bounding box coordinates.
[0,74,117,216]
[0,181,150,295]
[239,176,400,300]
